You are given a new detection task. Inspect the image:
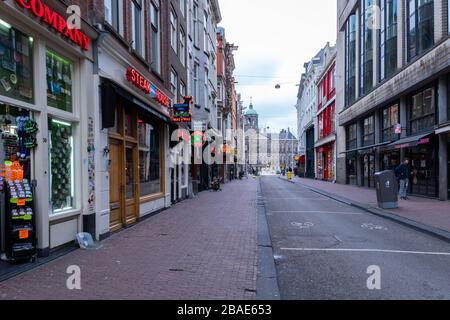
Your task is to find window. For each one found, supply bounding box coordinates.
[380,0,398,81]
[131,0,144,56]
[180,0,185,16]
[362,115,375,146]
[360,0,374,96]
[203,11,208,53]
[346,123,358,150]
[150,1,161,74]
[382,104,399,141]
[170,9,177,53]
[138,118,161,196]
[170,69,177,96]
[179,29,186,66]
[0,22,33,103]
[204,68,208,108]
[105,0,120,32]
[46,50,73,112]
[409,87,435,134]
[179,81,186,101]
[49,118,74,213]
[407,0,434,61]
[193,2,199,47]
[217,111,222,132]
[194,63,199,101]
[345,14,357,106]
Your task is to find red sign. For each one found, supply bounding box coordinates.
[15,0,90,51]
[126,67,169,107]
[418,138,430,145]
[126,68,150,94]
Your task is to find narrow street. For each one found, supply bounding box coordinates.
[260,176,450,300]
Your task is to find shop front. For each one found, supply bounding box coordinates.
[95,33,172,238]
[360,150,375,188]
[315,142,335,181]
[0,0,97,263]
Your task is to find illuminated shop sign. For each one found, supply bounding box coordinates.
[172,96,193,123]
[14,0,90,51]
[126,67,169,107]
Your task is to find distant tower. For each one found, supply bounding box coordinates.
[244,98,259,131]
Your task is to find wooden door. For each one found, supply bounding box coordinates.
[109,138,124,232]
[124,143,138,226]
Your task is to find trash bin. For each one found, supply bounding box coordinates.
[374,170,398,209]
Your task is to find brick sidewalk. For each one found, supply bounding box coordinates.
[290,176,450,233]
[0,179,258,300]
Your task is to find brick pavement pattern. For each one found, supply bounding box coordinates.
[0,179,258,300]
[291,176,450,233]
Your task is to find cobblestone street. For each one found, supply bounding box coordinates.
[0,179,258,300]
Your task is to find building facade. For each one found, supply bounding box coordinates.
[269,129,298,173]
[336,0,450,200]
[315,47,337,181]
[296,47,326,178]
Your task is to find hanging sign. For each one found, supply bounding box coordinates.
[15,0,91,51]
[394,124,402,135]
[172,96,192,123]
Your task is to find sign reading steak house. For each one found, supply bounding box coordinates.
[14,0,90,51]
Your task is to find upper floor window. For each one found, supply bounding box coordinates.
[131,0,145,57]
[150,0,161,74]
[362,115,375,146]
[180,0,185,16]
[380,0,398,81]
[194,63,199,101]
[409,86,435,134]
[345,14,357,106]
[105,0,121,33]
[193,2,200,47]
[170,10,177,53]
[203,12,209,53]
[407,0,434,61]
[382,103,399,142]
[179,28,186,66]
[170,69,177,96]
[360,0,374,96]
[179,81,186,101]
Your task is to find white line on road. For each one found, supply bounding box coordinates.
[280,248,450,256]
[269,211,364,215]
[264,198,331,200]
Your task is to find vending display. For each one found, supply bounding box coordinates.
[2,163,36,261]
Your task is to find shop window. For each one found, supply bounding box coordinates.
[382,104,399,141]
[0,22,33,103]
[409,87,435,134]
[46,50,73,112]
[346,123,357,150]
[0,103,32,175]
[362,115,375,146]
[49,118,74,213]
[138,118,161,196]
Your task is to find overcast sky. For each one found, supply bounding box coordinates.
[218,0,337,137]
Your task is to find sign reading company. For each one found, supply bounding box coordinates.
[14,0,90,51]
[126,67,169,107]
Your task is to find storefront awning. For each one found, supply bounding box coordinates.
[341,141,391,154]
[436,124,450,135]
[387,131,434,149]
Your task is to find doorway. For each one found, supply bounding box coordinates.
[109,102,139,232]
[361,152,375,188]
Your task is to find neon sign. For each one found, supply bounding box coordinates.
[14,0,90,51]
[126,67,169,107]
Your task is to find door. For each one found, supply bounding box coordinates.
[109,139,124,232]
[323,151,329,181]
[109,103,139,232]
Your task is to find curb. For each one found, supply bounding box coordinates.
[296,182,450,243]
[256,180,281,300]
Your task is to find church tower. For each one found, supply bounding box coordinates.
[244,98,259,131]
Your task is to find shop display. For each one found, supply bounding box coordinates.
[49,120,73,211]
[46,50,73,112]
[2,162,36,261]
[0,23,33,103]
